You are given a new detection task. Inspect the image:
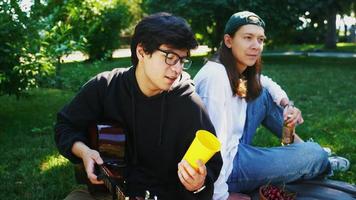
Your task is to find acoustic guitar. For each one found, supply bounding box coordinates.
[74,123,127,200]
[74,123,158,200]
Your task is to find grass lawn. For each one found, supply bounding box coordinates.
[0,55,355,199]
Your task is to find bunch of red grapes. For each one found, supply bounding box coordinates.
[260,184,296,200]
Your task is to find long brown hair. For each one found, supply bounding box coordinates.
[211,40,262,101]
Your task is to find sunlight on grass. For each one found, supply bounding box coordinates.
[191,45,211,56]
[41,154,69,172]
[337,42,356,47]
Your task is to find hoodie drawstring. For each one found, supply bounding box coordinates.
[157,93,166,145]
[130,89,138,165]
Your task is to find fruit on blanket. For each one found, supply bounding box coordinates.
[259,184,296,200]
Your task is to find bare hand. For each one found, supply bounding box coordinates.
[177,159,206,191]
[228,193,251,200]
[82,148,104,184]
[283,105,304,127]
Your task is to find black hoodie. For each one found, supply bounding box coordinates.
[55,67,222,199]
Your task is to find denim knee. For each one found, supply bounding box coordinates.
[242,88,283,144]
[295,142,329,176]
[299,142,328,162]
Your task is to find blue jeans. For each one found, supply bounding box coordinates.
[227,89,331,193]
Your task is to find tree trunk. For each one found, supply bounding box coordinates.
[211,14,226,53]
[325,7,337,49]
[56,57,63,88]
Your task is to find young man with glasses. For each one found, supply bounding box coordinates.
[55,12,222,200]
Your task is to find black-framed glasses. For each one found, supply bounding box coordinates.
[157,48,192,70]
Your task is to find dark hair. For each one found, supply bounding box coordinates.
[211,33,262,102]
[130,12,198,67]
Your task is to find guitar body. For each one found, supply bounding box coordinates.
[74,123,127,197]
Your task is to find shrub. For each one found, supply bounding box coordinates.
[0,1,55,97]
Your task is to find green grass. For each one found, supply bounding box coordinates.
[255,56,356,183]
[265,42,356,53]
[0,89,79,200]
[1,55,355,199]
[60,57,132,91]
[58,56,206,91]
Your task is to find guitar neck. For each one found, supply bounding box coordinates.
[100,171,158,200]
[115,185,127,200]
[98,165,126,200]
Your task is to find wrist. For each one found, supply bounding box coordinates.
[279,98,289,108]
[72,141,90,159]
[283,100,294,109]
[193,185,206,194]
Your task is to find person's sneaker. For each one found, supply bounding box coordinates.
[328,156,350,172]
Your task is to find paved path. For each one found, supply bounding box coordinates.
[61,47,356,63]
[112,48,356,58]
[112,45,212,58]
[263,51,356,58]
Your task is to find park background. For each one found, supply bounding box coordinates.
[0,0,355,199]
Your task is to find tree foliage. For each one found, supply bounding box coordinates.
[0,0,55,97]
[0,0,136,96]
[143,0,355,50]
[143,0,307,50]
[45,0,133,61]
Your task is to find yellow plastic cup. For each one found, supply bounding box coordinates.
[182,130,221,170]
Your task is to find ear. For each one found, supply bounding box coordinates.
[223,34,232,48]
[136,43,145,60]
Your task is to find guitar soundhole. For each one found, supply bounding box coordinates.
[97,124,126,162]
[76,123,128,197]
